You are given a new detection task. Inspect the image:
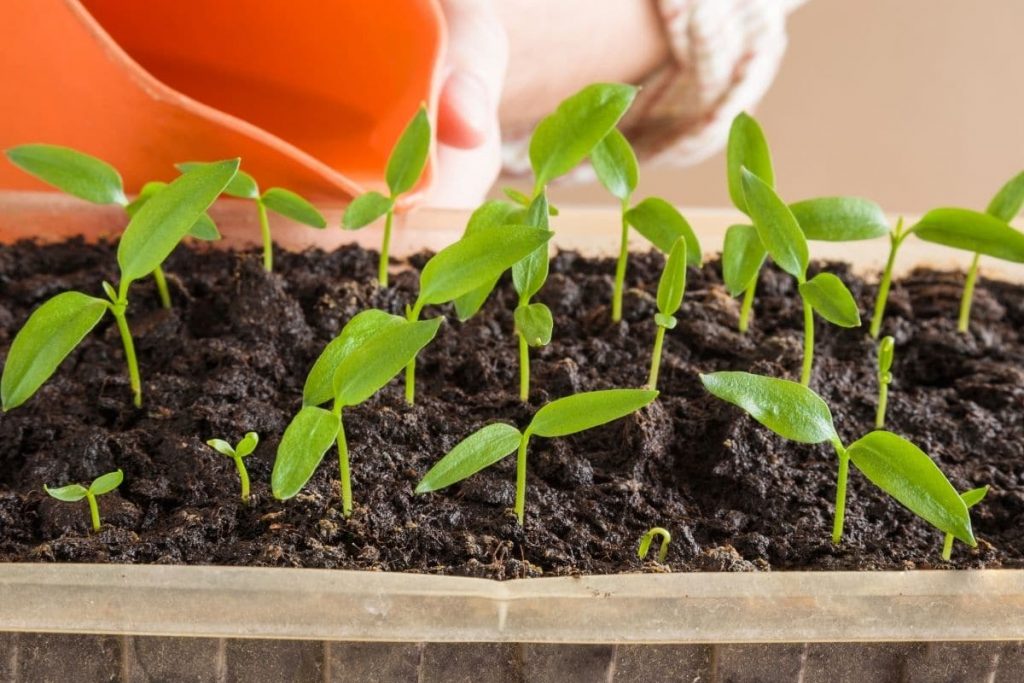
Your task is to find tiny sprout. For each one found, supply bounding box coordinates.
[343,106,430,288]
[45,469,123,532]
[417,389,657,524]
[638,527,671,563]
[701,371,976,551]
[943,486,988,561]
[875,336,895,429]
[178,162,326,273]
[207,432,259,504]
[1,160,239,410]
[647,238,687,389]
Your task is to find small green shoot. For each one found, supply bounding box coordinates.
[943,486,988,560]
[416,388,657,524]
[274,310,441,515]
[178,162,326,272]
[647,237,687,389]
[701,371,976,550]
[44,469,123,532]
[868,216,909,338]
[207,432,259,504]
[875,336,895,429]
[638,527,671,563]
[1,160,239,409]
[343,106,430,287]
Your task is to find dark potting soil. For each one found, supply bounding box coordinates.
[0,238,1022,579]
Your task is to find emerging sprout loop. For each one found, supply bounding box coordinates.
[207,432,260,504]
[638,527,672,563]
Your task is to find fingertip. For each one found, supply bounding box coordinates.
[437,71,491,149]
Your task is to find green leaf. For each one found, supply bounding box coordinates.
[453,201,522,320]
[961,485,989,509]
[790,197,890,242]
[846,431,975,545]
[878,336,895,376]
[502,188,558,215]
[726,113,774,215]
[271,406,341,500]
[262,188,326,228]
[700,371,838,444]
[6,144,126,205]
[303,309,406,406]
[914,208,1024,262]
[529,83,637,188]
[415,423,523,493]
[799,272,862,328]
[417,225,553,308]
[986,171,1024,222]
[656,238,687,316]
[125,181,166,216]
[386,105,431,196]
[514,303,553,347]
[333,318,443,407]
[118,159,239,286]
[528,389,658,439]
[625,198,702,266]
[722,224,767,296]
[177,162,258,199]
[206,439,236,457]
[235,432,259,458]
[342,191,394,230]
[654,312,677,329]
[511,194,551,300]
[188,214,221,241]
[741,168,809,280]
[1,291,108,410]
[89,470,123,495]
[591,128,638,201]
[44,483,88,502]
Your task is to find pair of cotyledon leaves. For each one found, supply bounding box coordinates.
[701,371,975,546]
[45,469,123,503]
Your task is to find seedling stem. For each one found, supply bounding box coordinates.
[832,441,850,544]
[638,527,672,562]
[800,298,814,386]
[647,326,667,389]
[869,217,908,338]
[738,282,757,333]
[518,312,531,402]
[257,199,273,272]
[958,252,981,333]
[108,296,142,407]
[380,211,394,287]
[514,432,531,524]
[611,204,630,322]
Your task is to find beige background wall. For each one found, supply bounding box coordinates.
[511,0,1024,215]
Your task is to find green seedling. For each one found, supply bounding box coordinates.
[178,162,325,273]
[638,526,671,563]
[875,336,895,429]
[44,469,123,533]
[417,388,657,524]
[943,486,988,560]
[1,160,239,409]
[402,220,553,404]
[207,432,259,504]
[592,129,703,323]
[343,106,430,288]
[274,310,442,516]
[740,167,862,385]
[723,114,889,333]
[701,371,976,550]
[647,238,687,389]
[6,144,222,308]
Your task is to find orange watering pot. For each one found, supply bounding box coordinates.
[0,0,445,205]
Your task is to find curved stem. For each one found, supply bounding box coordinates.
[638,527,672,562]
[942,532,954,561]
[611,208,629,323]
[800,297,814,386]
[870,220,905,339]
[112,307,142,407]
[379,209,394,288]
[518,332,530,402]
[647,325,666,389]
[832,442,850,544]
[958,253,981,333]
[514,434,530,525]
[257,199,273,272]
[738,279,757,334]
[234,456,250,504]
[337,416,352,517]
[152,266,172,309]
[86,492,101,532]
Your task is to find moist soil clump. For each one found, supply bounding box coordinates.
[0,239,1021,579]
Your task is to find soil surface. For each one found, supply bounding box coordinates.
[0,239,1022,578]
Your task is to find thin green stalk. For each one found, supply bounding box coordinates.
[869,218,905,339]
[514,433,530,524]
[942,532,955,561]
[152,266,172,309]
[611,206,629,322]
[832,442,850,544]
[800,297,814,386]
[379,209,394,287]
[518,333,530,402]
[405,302,423,405]
[86,491,100,532]
[738,279,757,333]
[958,253,981,333]
[234,456,250,504]
[257,198,273,272]
[875,381,889,430]
[111,307,142,407]
[647,326,666,389]
[337,417,352,517]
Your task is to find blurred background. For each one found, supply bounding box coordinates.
[500,0,1024,215]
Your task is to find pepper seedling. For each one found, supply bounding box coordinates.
[401,221,554,404]
[178,162,326,273]
[647,237,687,389]
[875,336,895,429]
[6,144,222,308]
[1,160,239,409]
[44,469,123,533]
[740,167,863,385]
[273,309,442,516]
[343,106,430,288]
[943,486,988,560]
[416,388,657,524]
[638,526,671,563]
[701,371,976,550]
[722,114,889,333]
[207,432,259,504]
